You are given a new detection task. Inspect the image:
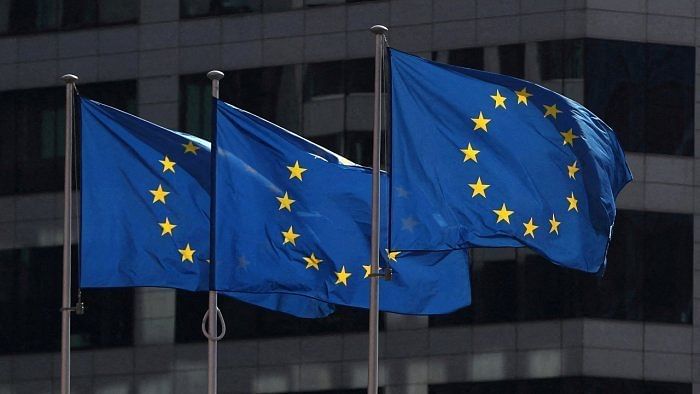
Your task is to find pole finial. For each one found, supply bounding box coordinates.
[61,74,78,84]
[370,25,388,35]
[207,70,225,81]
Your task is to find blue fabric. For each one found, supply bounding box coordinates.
[389,49,633,273]
[214,100,471,315]
[79,98,334,317]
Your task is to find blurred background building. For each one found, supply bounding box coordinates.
[0,0,696,393]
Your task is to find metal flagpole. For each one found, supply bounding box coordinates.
[60,73,78,394]
[368,24,387,394]
[206,69,225,394]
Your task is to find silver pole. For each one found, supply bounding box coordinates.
[206,69,224,394]
[368,25,387,394]
[60,73,78,394]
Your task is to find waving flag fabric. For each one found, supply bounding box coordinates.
[79,97,334,317]
[213,100,471,315]
[389,49,632,273]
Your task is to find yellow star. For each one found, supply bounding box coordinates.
[149,184,170,204]
[182,141,200,154]
[362,265,372,279]
[523,218,538,238]
[178,243,196,263]
[471,112,491,132]
[543,104,562,119]
[460,143,480,163]
[468,177,490,198]
[560,128,579,146]
[566,192,579,212]
[567,160,580,179]
[159,156,176,173]
[335,266,352,286]
[490,90,506,109]
[385,249,401,262]
[492,203,514,224]
[276,191,295,212]
[158,217,177,236]
[515,87,532,105]
[287,161,307,181]
[549,214,561,234]
[303,253,323,270]
[281,225,300,246]
[362,265,382,279]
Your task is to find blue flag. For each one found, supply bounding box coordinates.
[79,98,334,317]
[213,100,471,315]
[389,49,632,273]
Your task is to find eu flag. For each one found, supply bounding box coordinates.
[389,49,632,273]
[79,97,335,317]
[213,100,471,315]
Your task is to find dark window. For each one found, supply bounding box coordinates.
[180,65,300,139]
[432,47,484,70]
[175,291,371,342]
[0,81,137,196]
[0,246,133,354]
[0,0,138,35]
[585,39,694,156]
[537,38,695,154]
[582,211,693,324]
[429,378,691,394]
[431,211,693,327]
[499,43,525,78]
[538,39,583,81]
[279,390,383,394]
[179,0,374,17]
[303,58,374,165]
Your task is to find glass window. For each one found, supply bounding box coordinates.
[180,65,300,139]
[0,81,137,196]
[98,0,139,24]
[280,390,383,394]
[62,0,98,29]
[180,75,213,139]
[180,0,373,17]
[538,39,583,81]
[1,0,137,35]
[429,378,691,394]
[584,39,694,156]
[432,47,484,70]
[227,66,301,132]
[498,43,525,78]
[0,246,134,354]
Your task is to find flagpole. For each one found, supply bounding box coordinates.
[206,69,224,394]
[368,24,387,394]
[60,73,78,394]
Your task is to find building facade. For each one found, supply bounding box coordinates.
[0,0,697,393]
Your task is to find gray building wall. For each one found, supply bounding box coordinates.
[0,0,697,393]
